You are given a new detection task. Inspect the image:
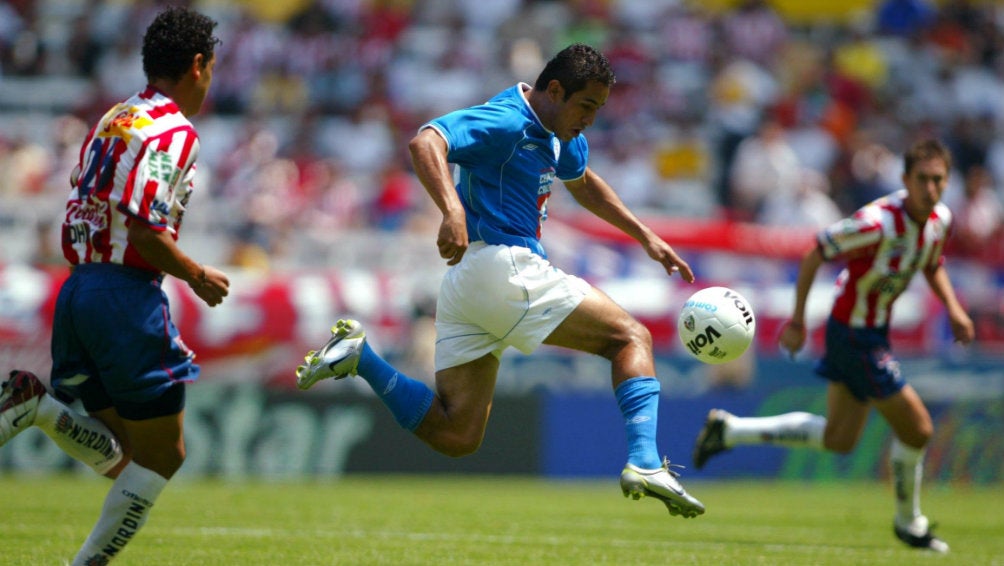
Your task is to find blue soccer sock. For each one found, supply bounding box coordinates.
[615,376,663,470]
[356,342,435,431]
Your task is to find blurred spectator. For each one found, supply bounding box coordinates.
[300,158,366,237]
[370,160,418,231]
[95,34,146,103]
[43,114,89,198]
[946,115,992,180]
[3,7,45,76]
[588,134,661,211]
[758,168,843,229]
[214,121,281,202]
[0,133,49,196]
[720,0,788,68]
[707,57,779,211]
[837,136,901,213]
[64,14,105,78]
[728,117,800,221]
[876,0,937,38]
[945,164,1004,259]
[323,102,397,175]
[230,157,302,268]
[833,15,888,95]
[211,9,283,115]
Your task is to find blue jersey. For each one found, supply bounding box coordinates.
[424,83,589,258]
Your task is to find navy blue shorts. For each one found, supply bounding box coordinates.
[814,317,904,402]
[50,264,198,420]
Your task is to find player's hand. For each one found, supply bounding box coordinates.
[645,240,695,283]
[950,311,975,345]
[436,214,468,266]
[189,264,229,307]
[778,320,806,360]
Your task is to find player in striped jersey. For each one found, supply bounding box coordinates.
[0,7,227,565]
[693,138,975,552]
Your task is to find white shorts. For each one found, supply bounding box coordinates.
[434,242,590,370]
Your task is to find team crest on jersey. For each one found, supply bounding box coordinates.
[98,106,153,143]
[551,136,561,161]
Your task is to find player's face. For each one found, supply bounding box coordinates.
[192,52,215,113]
[552,80,609,142]
[902,156,949,223]
[175,52,215,116]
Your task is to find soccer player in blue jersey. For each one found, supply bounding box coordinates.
[297,44,704,518]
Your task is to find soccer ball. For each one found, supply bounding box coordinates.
[677,286,756,364]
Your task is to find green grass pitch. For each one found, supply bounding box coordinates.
[2,474,1001,565]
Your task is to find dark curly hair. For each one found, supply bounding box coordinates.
[533,44,616,100]
[142,6,220,83]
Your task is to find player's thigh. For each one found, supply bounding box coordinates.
[543,286,648,356]
[873,384,933,448]
[432,354,500,424]
[823,382,870,452]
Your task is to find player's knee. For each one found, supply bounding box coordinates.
[900,425,933,449]
[602,318,652,360]
[439,435,483,458]
[822,432,856,454]
[432,426,485,458]
[133,443,186,478]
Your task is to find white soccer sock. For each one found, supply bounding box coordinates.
[71,462,168,566]
[890,438,924,523]
[723,411,825,449]
[33,394,123,475]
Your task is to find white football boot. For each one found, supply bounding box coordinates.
[0,370,47,447]
[620,457,706,518]
[894,515,949,553]
[295,319,366,390]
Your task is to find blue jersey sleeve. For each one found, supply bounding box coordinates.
[428,104,520,166]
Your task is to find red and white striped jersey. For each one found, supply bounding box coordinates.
[818,189,951,328]
[62,86,200,271]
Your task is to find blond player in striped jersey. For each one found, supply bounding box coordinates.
[0,7,228,565]
[693,138,974,553]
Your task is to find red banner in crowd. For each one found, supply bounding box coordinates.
[2,260,999,390]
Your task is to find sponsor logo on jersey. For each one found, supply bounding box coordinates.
[65,195,110,244]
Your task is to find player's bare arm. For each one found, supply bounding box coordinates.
[923,263,975,344]
[408,128,468,265]
[564,167,695,283]
[779,246,825,356]
[126,222,229,307]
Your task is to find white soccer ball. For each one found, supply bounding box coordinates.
[677,286,756,365]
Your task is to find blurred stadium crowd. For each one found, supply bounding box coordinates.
[0,0,1003,270]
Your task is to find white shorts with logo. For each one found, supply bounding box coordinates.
[434,241,591,370]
